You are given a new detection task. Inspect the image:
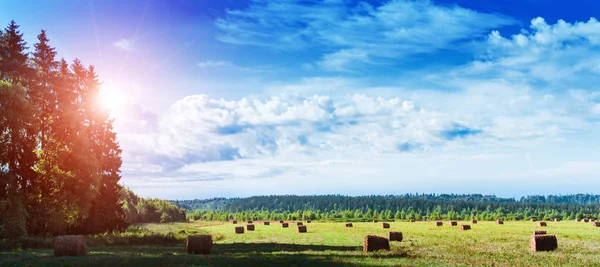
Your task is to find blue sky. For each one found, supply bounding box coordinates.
[3,0,600,199]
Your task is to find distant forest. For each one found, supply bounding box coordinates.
[0,21,185,239]
[175,194,600,222]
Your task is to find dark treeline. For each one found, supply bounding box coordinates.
[178,194,600,222]
[0,21,185,239]
[121,188,186,224]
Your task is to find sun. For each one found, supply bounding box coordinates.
[98,85,126,116]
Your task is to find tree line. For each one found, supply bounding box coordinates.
[177,194,600,221]
[0,21,185,239]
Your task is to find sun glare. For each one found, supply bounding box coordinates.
[99,85,126,116]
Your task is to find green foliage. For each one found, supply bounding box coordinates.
[121,188,187,224]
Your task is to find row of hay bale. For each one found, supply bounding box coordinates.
[234,220,309,234]
[233,220,312,224]
[575,218,597,222]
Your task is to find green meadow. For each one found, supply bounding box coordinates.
[1,220,599,266]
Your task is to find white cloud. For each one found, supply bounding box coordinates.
[197,60,234,68]
[113,38,135,52]
[119,16,600,198]
[215,0,515,71]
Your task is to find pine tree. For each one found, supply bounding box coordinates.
[0,21,30,83]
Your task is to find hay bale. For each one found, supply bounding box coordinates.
[530,234,558,252]
[307,220,312,223]
[235,226,244,234]
[460,225,471,231]
[471,219,477,224]
[373,220,378,223]
[246,224,255,231]
[264,221,270,226]
[298,225,307,233]
[54,235,86,257]
[592,222,600,227]
[450,221,458,226]
[232,220,238,224]
[496,219,504,225]
[282,222,289,228]
[382,223,390,229]
[247,220,253,224]
[435,221,443,226]
[297,222,303,226]
[363,235,390,252]
[534,230,547,235]
[583,218,590,223]
[186,235,212,255]
[575,218,581,222]
[345,223,353,227]
[553,218,560,222]
[279,220,284,223]
[389,231,403,242]
[538,221,547,227]
[530,218,536,222]
[409,219,416,222]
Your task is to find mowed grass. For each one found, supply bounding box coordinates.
[1,220,599,266]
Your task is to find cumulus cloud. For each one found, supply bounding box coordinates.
[215,0,515,71]
[119,15,600,198]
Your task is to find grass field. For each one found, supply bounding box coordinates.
[1,220,599,266]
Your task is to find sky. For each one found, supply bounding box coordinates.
[2,0,600,199]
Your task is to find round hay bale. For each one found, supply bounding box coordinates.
[279,220,284,223]
[583,218,590,223]
[409,219,416,222]
[389,231,403,242]
[363,235,390,252]
[537,221,547,227]
[307,220,312,223]
[530,218,537,222]
[373,220,378,223]
[298,225,307,233]
[281,222,289,228]
[496,219,504,225]
[345,223,353,228]
[297,222,303,226]
[591,222,600,227]
[459,225,471,231]
[235,226,244,234]
[382,223,390,229]
[450,221,458,226]
[553,218,560,222]
[534,230,547,235]
[246,224,255,231]
[472,219,478,224]
[54,235,86,257]
[530,234,558,252]
[575,218,581,222]
[232,220,238,224]
[435,221,443,226]
[186,235,212,255]
[264,221,270,225]
[247,220,253,224]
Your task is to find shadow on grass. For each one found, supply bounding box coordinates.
[0,243,410,267]
[214,242,362,253]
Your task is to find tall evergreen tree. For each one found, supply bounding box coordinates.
[0,20,29,83]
